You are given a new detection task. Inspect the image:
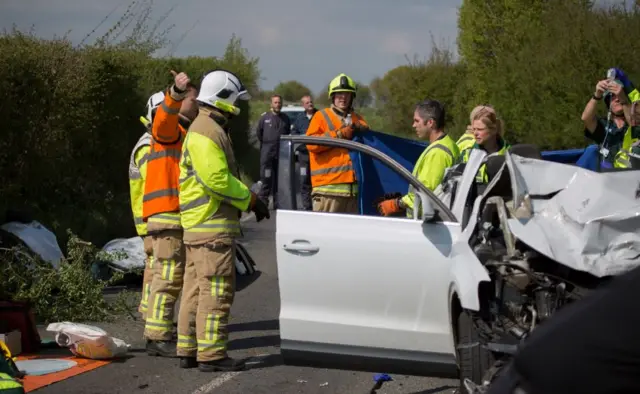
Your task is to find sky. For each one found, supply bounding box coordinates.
[0,0,462,93]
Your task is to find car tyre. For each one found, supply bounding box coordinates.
[457,310,494,393]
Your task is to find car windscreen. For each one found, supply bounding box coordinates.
[284,111,303,124]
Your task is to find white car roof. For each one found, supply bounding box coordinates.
[281,105,305,112]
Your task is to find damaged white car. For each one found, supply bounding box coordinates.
[274,135,640,392]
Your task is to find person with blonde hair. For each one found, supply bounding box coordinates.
[462,106,510,183]
[456,105,496,158]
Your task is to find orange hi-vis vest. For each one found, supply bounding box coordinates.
[142,88,187,231]
[306,107,368,196]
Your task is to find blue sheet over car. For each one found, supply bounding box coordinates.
[349,130,599,216]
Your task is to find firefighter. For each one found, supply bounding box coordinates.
[129,91,164,318]
[377,99,459,217]
[306,73,369,213]
[462,106,510,183]
[143,70,199,357]
[177,69,270,371]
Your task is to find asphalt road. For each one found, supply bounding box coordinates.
[37,214,457,394]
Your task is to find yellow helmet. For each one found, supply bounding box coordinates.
[328,73,357,99]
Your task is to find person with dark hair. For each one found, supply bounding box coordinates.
[376,99,459,217]
[581,68,640,170]
[255,94,291,207]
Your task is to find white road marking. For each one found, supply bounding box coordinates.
[189,354,270,394]
[191,372,241,394]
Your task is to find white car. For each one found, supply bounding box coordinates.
[281,105,305,129]
[273,135,640,392]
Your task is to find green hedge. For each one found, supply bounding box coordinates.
[371,1,640,148]
[0,32,260,247]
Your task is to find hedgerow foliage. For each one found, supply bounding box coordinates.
[0,2,260,247]
[368,1,640,148]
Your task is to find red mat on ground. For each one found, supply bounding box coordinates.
[16,354,110,392]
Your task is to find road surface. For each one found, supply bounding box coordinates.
[37,214,457,394]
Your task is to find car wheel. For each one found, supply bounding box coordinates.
[457,310,494,393]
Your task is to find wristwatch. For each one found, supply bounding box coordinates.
[592,94,602,101]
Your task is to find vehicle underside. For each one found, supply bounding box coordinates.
[452,147,640,393]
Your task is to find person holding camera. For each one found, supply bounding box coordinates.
[581,68,639,169]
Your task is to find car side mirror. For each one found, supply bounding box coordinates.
[414,191,436,222]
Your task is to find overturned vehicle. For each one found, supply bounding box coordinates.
[443,145,640,392]
[273,134,640,394]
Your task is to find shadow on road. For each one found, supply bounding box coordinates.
[229,334,280,351]
[408,385,457,394]
[246,353,284,370]
[236,270,262,292]
[229,319,279,332]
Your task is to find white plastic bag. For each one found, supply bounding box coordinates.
[46,322,129,360]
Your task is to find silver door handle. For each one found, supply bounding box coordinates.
[283,242,319,253]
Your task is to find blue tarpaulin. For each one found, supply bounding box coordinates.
[349,130,600,215]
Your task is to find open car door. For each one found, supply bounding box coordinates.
[275,135,460,378]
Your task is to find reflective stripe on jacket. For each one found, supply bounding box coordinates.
[402,134,460,217]
[456,132,476,159]
[462,139,510,183]
[179,107,251,244]
[0,373,24,393]
[306,107,368,196]
[129,132,151,236]
[614,126,640,168]
[142,86,187,231]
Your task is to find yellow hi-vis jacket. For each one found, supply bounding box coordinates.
[402,134,459,217]
[179,107,252,244]
[128,132,152,236]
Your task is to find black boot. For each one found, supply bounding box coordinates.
[179,357,198,369]
[146,340,177,357]
[198,357,246,372]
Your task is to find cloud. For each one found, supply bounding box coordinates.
[0,0,462,91]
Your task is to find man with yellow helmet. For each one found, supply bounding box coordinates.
[305,73,369,213]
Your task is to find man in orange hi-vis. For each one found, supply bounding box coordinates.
[142,70,199,359]
[305,73,369,213]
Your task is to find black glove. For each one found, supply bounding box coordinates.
[372,192,403,209]
[249,193,270,222]
[353,122,369,132]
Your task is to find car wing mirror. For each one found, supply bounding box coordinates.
[414,191,436,222]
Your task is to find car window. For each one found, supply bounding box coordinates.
[277,137,455,222]
[284,111,303,124]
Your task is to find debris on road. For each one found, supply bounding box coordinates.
[370,373,393,393]
[47,322,129,360]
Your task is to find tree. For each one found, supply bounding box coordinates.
[273,80,312,102]
[353,82,373,108]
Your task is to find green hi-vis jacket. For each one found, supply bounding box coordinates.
[179,107,252,244]
[402,134,460,217]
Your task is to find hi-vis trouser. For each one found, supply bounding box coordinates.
[144,229,186,341]
[138,236,155,317]
[177,239,236,361]
[311,183,358,214]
